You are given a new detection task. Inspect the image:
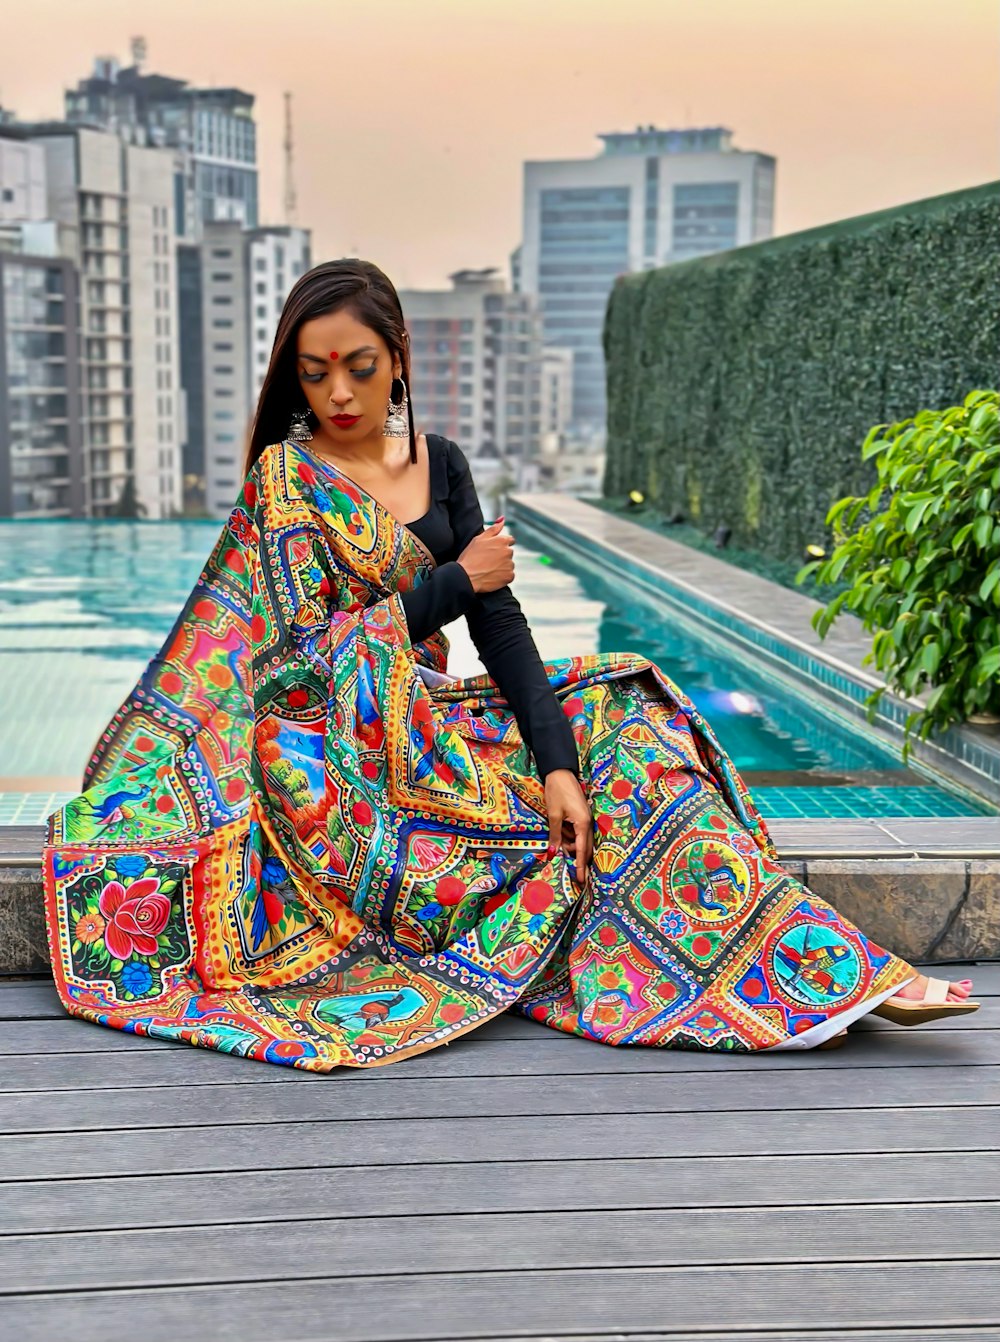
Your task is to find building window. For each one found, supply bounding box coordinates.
[671,181,740,259]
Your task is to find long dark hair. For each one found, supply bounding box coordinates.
[245,258,416,476]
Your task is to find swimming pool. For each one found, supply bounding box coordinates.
[0,520,990,823]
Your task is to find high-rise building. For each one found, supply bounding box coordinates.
[247,226,311,401]
[0,134,47,223]
[399,268,546,497]
[199,221,252,517]
[25,124,182,517]
[197,222,311,516]
[539,347,573,440]
[64,54,260,514]
[65,56,258,241]
[0,242,84,517]
[520,125,776,431]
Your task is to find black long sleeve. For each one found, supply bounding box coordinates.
[442,442,580,780]
[399,561,476,645]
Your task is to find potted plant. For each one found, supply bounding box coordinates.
[796,388,1000,759]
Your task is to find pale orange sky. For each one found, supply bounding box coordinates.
[2,0,996,288]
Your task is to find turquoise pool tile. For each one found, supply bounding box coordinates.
[754,786,984,820]
[0,792,74,825]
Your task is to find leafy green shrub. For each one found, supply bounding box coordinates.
[604,183,999,566]
[796,389,1000,757]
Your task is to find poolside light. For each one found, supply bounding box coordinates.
[712,524,731,549]
[628,490,645,507]
[805,544,826,560]
[729,691,762,715]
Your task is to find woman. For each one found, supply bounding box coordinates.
[43,259,978,1071]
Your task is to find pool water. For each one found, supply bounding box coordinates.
[0,520,989,823]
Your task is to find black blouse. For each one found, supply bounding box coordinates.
[397,434,580,781]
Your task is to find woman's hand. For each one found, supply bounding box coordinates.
[544,768,593,886]
[457,517,515,594]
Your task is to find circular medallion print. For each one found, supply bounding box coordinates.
[668,839,752,924]
[771,924,861,1007]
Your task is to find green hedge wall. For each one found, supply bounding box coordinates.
[602,182,1000,564]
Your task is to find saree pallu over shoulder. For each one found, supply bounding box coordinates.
[43,440,912,1070]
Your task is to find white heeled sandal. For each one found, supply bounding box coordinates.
[873,975,980,1027]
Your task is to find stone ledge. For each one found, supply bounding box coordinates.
[2,828,997,976]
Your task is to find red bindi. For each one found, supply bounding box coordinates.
[329,351,339,360]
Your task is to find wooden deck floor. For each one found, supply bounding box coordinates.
[1,961,998,1341]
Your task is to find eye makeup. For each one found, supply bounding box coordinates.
[299,362,377,383]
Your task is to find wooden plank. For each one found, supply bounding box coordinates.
[1,962,995,1023]
[3,1002,1000,1056]
[0,983,63,1020]
[0,1022,995,1094]
[4,1261,999,1340]
[1,958,994,988]
[4,1200,998,1294]
[4,1152,997,1237]
[0,959,995,1017]
[469,1333,1000,1342]
[1,1064,998,1140]
[6,1104,998,1195]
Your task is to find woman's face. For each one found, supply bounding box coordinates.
[295,308,403,448]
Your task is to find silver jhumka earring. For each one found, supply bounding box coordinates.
[287,408,314,443]
[383,377,409,438]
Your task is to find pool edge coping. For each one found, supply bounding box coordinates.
[509,493,1000,812]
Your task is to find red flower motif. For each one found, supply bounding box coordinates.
[435,875,465,906]
[522,879,554,914]
[99,879,171,959]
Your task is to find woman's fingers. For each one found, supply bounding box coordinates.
[547,813,563,860]
[561,816,588,886]
[574,819,587,885]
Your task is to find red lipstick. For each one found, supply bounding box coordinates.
[330,414,361,427]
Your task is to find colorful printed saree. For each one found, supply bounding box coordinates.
[43,440,913,1070]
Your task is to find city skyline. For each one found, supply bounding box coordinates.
[0,0,995,290]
